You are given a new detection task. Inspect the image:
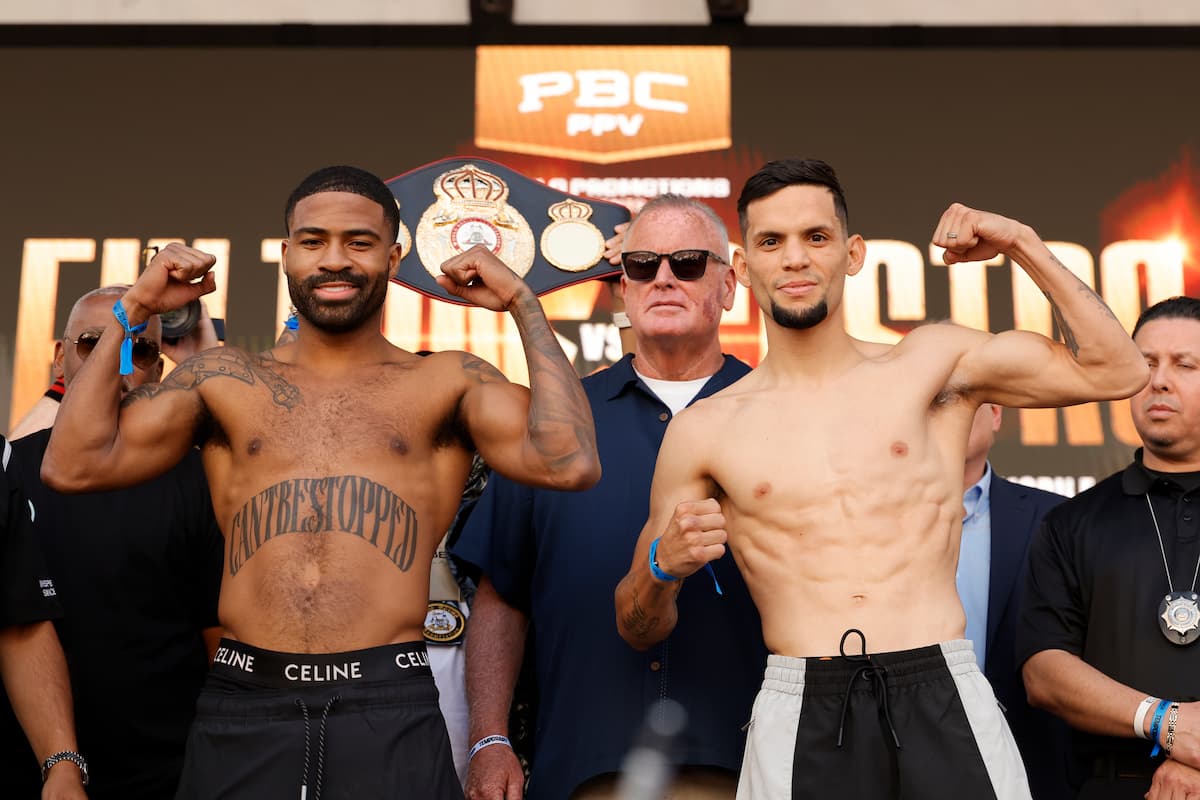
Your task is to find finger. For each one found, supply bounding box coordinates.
[701,542,727,562]
[678,512,727,535]
[933,203,971,250]
[506,774,523,800]
[676,497,721,516]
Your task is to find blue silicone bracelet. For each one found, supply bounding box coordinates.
[648,537,723,596]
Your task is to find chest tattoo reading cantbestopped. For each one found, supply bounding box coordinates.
[227,476,419,575]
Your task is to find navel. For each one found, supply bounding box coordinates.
[247,438,263,456]
[753,481,772,499]
[890,440,908,457]
[391,436,409,456]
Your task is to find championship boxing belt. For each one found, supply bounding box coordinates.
[386,157,630,305]
[425,532,467,646]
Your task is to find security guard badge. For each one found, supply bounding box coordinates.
[424,600,466,646]
[540,199,606,273]
[415,162,535,279]
[1159,591,1200,645]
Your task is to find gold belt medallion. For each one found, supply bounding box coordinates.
[415,163,535,278]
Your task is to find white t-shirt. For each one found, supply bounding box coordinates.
[633,366,713,417]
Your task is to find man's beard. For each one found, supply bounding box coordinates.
[772,298,828,330]
[288,270,388,333]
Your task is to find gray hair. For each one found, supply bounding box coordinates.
[624,194,729,255]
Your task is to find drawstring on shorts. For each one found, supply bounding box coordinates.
[296,694,340,800]
[835,628,902,751]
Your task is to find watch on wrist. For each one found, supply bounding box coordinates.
[41,750,88,785]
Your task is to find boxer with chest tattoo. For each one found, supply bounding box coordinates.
[42,166,600,799]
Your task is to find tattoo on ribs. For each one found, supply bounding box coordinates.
[120,351,302,410]
[227,475,419,575]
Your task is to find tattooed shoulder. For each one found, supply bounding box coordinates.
[460,353,508,385]
[121,348,303,410]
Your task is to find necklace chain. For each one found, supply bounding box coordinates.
[1144,493,1200,594]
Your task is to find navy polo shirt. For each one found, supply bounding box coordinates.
[453,354,766,800]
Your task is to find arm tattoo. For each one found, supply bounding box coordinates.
[1041,253,1118,359]
[622,586,662,639]
[509,291,598,467]
[1045,291,1081,358]
[121,350,302,410]
[461,353,507,385]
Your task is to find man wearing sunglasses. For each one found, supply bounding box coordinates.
[455,194,765,800]
[41,165,598,799]
[616,159,1150,799]
[0,286,223,800]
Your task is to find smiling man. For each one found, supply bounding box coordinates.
[615,159,1148,799]
[41,165,599,799]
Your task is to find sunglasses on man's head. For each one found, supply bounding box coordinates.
[73,331,161,370]
[620,249,727,282]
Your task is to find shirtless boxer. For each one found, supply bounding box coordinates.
[615,159,1148,800]
[42,166,600,799]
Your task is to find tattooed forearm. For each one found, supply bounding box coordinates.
[622,586,661,640]
[227,475,419,575]
[1040,253,1120,359]
[1045,291,1081,358]
[508,289,598,467]
[120,350,302,410]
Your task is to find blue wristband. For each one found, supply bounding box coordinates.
[648,537,678,582]
[648,537,723,596]
[112,299,148,376]
[1149,698,1171,757]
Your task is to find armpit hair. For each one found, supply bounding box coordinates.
[196,405,229,450]
[442,403,475,452]
[932,383,971,409]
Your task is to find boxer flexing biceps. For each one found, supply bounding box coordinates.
[616,160,1147,800]
[43,167,599,799]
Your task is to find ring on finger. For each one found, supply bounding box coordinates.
[946,232,958,239]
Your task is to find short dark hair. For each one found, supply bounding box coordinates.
[284,165,400,242]
[1133,296,1200,339]
[737,159,849,236]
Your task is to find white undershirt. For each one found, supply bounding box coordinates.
[633,366,713,417]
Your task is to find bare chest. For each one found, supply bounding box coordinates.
[710,372,955,516]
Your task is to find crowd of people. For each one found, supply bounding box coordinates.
[0,160,1195,800]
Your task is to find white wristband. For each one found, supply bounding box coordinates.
[468,734,512,762]
[1135,696,1159,740]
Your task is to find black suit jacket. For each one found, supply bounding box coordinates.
[984,474,1072,800]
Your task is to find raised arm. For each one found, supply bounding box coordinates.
[936,204,1148,407]
[440,245,599,491]
[42,244,216,491]
[615,410,724,650]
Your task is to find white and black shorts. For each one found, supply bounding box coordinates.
[738,638,1031,800]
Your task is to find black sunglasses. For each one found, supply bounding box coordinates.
[620,249,727,282]
[73,331,161,370]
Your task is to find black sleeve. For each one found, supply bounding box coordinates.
[0,438,63,627]
[1016,510,1087,666]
